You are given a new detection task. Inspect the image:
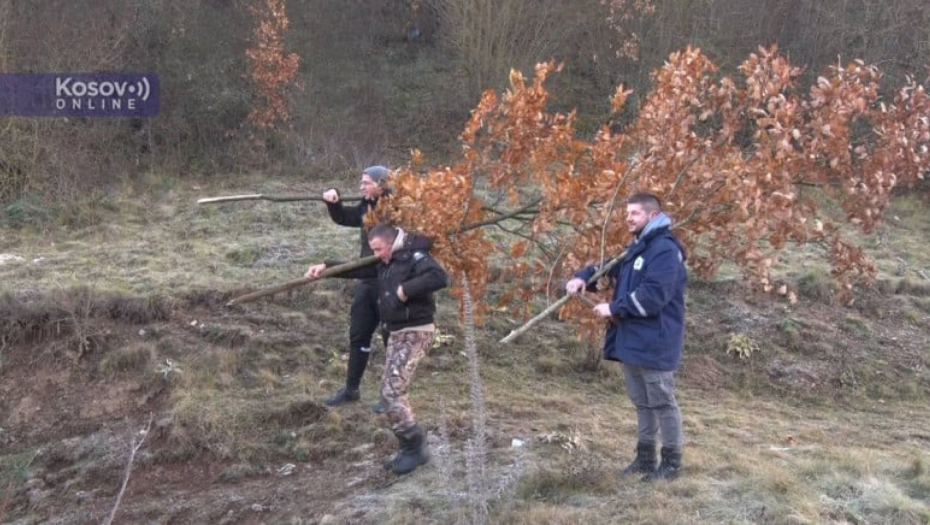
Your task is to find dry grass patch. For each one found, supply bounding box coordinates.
[97,345,153,376]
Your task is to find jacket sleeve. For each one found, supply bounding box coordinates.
[401,255,448,298]
[609,242,683,318]
[573,264,607,293]
[325,195,365,227]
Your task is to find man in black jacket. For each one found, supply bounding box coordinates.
[308,165,389,411]
[307,224,448,475]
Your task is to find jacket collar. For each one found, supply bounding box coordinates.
[635,212,672,244]
[391,228,406,253]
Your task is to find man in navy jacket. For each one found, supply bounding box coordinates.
[566,192,688,482]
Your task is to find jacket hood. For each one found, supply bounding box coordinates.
[400,231,434,252]
[636,212,687,261]
[637,212,672,242]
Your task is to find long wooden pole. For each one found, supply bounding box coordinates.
[226,255,379,307]
[198,194,364,204]
[499,249,628,344]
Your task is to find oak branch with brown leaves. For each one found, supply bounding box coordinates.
[369,46,928,336]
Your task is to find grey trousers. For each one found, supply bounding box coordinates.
[622,363,683,449]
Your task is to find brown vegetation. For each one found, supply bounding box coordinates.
[1,2,929,523]
[1,1,928,205]
[372,46,928,345]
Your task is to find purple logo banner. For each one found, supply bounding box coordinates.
[0,73,159,117]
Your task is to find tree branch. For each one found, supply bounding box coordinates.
[227,199,541,308]
[226,256,380,306]
[600,164,636,265]
[665,154,703,200]
[197,194,363,204]
[500,202,709,345]
[499,251,627,344]
[455,198,543,233]
[104,413,154,525]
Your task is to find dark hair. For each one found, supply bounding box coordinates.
[368,223,398,243]
[627,192,662,213]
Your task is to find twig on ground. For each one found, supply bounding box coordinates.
[0,479,14,523]
[103,413,154,525]
[0,446,39,522]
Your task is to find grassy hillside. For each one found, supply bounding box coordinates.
[0,174,928,523]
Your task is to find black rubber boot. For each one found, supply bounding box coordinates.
[384,425,430,475]
[620,442,657,476]
[345,347,370,392]
[324,387,359,407]
[348,347,386,413]
[642,447,682,482]
[326,347,371,407]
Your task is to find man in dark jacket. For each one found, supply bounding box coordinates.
[307,223,448,475]
[566,192,688,482]
[307,165,389,411]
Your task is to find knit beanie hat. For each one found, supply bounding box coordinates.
[363,165,389,184]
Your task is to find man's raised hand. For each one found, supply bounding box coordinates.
[322,189,340,203]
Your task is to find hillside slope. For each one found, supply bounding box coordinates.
[1,176,928,524]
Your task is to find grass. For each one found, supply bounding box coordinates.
[0,177,928,523]
[0,171,359,297]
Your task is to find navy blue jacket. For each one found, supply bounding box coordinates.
[574,214,687,371]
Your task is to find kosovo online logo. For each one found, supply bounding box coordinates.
[0,73,159,117]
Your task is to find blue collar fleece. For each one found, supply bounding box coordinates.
[635,212,673,243]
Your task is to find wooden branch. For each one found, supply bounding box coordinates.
[503,159,698,345]
[500,251,627,344]
[665,154,702,201]
[600,164,636,265]
[573,293,598,308]
[227,198,538,309]
[456,198,543,233]
[225,256,380,307]
[197,194,364,204]
[0,479,12,524]
[481,205,539,217]
[546,242,570,305]
[104,413,154,525]
[500,201,707,345]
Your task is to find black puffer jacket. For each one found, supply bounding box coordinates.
[342,231,448,332]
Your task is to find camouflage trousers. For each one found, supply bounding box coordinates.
[380,330,433,433]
